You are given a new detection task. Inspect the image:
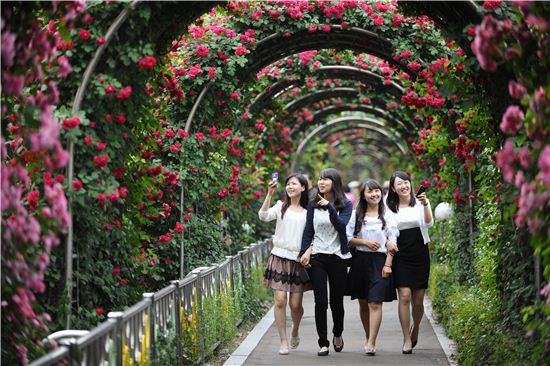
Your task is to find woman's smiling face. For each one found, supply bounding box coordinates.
[393,176,411,199]
[364,187,382,205]
[286,176,305,198]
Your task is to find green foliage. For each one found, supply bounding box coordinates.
[430,264,537,365]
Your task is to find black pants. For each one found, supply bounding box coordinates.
[308,254,349,347]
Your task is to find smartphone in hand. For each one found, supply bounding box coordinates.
[271,172,278,183]
[415,185,427,198]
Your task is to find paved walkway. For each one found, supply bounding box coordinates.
[225,291,453,366]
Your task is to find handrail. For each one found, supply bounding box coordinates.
[30,239,273,365]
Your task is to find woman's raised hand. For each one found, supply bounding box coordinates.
[267,179,277,195]
[417,192,429,206]
[317,194,329,206]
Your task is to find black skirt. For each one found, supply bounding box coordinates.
[393,227,430,289]
[346,251,397,302]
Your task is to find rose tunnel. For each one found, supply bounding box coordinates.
[1,1,549,364]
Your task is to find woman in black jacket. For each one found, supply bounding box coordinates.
[299,168,352,356]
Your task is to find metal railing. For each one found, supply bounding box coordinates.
[30,239,272,366]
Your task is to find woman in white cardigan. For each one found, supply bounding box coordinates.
[259,173,311,355]
[385,171,433,354]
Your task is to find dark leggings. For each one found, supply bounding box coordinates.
[308,254,349,347]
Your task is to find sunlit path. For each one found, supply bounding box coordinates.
[235,292,449,366]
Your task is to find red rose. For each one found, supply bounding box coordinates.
[195,45,210,58]
[104,85,115,95]
[112,267,121,277]
[96,37,106,45]
[115,86,132,100]
[28,190,39,211]
[137,56,157,70]
[120,279,128,286]
[79,29,90,41]
[72,180,83,190]
[96,308,104,316]
[174,222,185,233]
[92,155,109,169]
[62,116,80,129]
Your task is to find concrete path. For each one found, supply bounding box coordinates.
[225,291,452,366]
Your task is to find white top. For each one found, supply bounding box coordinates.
[311,208,352,259]
[346,210,400,253]
[258,200,307,261]
[386,202,433,245]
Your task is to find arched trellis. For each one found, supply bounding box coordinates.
[310,104,413,131]
[315,127,402,163]
[59,2,496,328]
[249,65,405,114]
[184,17,444,134]
[284,87,359,115]
[290,116,407,171]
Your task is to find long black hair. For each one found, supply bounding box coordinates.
[354,179,386,236]
[281,173,309,219]
[386,171,416,213]
[313,168,348,211]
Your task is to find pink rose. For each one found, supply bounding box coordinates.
[508,80,526,99]
[500,105,524,135]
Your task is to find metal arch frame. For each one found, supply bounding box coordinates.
[296,116,406,154]
[290,117,406,171]
[249,65,404,114]
[65,0,141,329]
[246,26,405,78]
[310,104,412,131]
[191,21,418,133]
[252,87,402,153]
[284,87,359,115]
[327,131,400,157]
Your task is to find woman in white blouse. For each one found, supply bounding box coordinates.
[346,180,399,356]
[385,171,433,354]
[259,173,311,355]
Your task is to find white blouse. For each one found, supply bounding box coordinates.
[386,202,433,245]
[311,208,352,259]
[346,211,399,253]
[258,200,307,261]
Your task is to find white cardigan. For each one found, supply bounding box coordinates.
[385,202,433,245]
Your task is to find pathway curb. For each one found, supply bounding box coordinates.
[223,305,275,366]
[424,296,459,366]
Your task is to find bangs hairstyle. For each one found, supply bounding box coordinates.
[386,171,416,213]
[354,179,386,236]
[314,168,348,211]
[281,173,309,219]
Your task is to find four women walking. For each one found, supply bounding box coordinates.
[260,169,433,357]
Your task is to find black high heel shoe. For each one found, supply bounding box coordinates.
[333,336,344,352]
[409,324,418,348]
[402,344,413,354]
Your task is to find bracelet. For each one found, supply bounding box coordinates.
[384,265,392,268]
